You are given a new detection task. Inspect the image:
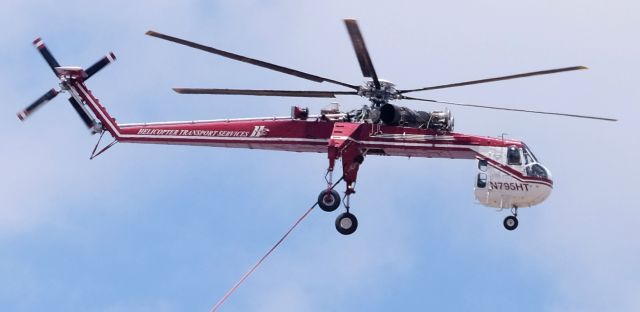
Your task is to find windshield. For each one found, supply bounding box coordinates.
[521,144,551,179]
[522,144,539,165]
[525,163,550,179]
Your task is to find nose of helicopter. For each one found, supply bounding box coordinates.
[474,159,554,209]
[522,162,553,206]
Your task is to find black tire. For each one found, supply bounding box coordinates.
[335,212,358,235]
[503,216,519,231]
[317,189,341,212]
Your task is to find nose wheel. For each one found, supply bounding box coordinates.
[503,207,519,231]
[503,216,518,230]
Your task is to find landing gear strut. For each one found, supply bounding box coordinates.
[322,125,365,235]
[503,206,519,231]
[318,170,341,212]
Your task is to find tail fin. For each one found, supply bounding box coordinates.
[18,37,117,134]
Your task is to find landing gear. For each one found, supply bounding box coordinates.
[335,212,358,235]
[317,185,359,235]
[323,132,366,235]
[503,206,519,231]
[317,189,341,212]
[318,168,359,235]
[503,216,518,231]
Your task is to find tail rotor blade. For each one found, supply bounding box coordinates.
[68,97,96,128]
[85,52,117,80]
[33,38,61,75]
[17,88,59,121]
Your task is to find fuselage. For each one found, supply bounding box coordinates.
[116,117,552,209]
[74,79,552,210]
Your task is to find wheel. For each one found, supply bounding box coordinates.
[335,212,358,235]
[503,216,519,231]
[317,189,341,212]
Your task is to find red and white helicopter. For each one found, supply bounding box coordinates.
[19,19,616,235]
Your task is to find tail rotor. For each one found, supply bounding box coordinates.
[18,37,117,131]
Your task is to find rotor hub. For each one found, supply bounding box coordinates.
[358,79,401,106]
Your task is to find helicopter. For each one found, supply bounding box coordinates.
[18,19,616,235]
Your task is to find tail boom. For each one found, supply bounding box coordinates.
[66,79,121,139]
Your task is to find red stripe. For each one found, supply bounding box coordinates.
[479,156,553,187]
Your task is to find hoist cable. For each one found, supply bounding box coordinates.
[209,177,344,312]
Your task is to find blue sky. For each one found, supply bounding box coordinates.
[1,0,639,311]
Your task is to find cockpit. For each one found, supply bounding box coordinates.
[506,144,551,179]
[474,142,553,211]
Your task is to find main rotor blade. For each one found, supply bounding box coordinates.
[401,95,617,122]
[400,66,588,94]
[17,88,59,121]
[146,30,359,90]
[173,88,358,98]
[33,38,61,76]
[344,19,380,89]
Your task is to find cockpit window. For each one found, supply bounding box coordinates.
[507,146,522,165]
[522,144,539,164]
[526,164,548,178]
[522,147,535,165]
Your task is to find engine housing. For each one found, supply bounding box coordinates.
[379,104,454,132]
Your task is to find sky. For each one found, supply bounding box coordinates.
[1,0,639,311]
